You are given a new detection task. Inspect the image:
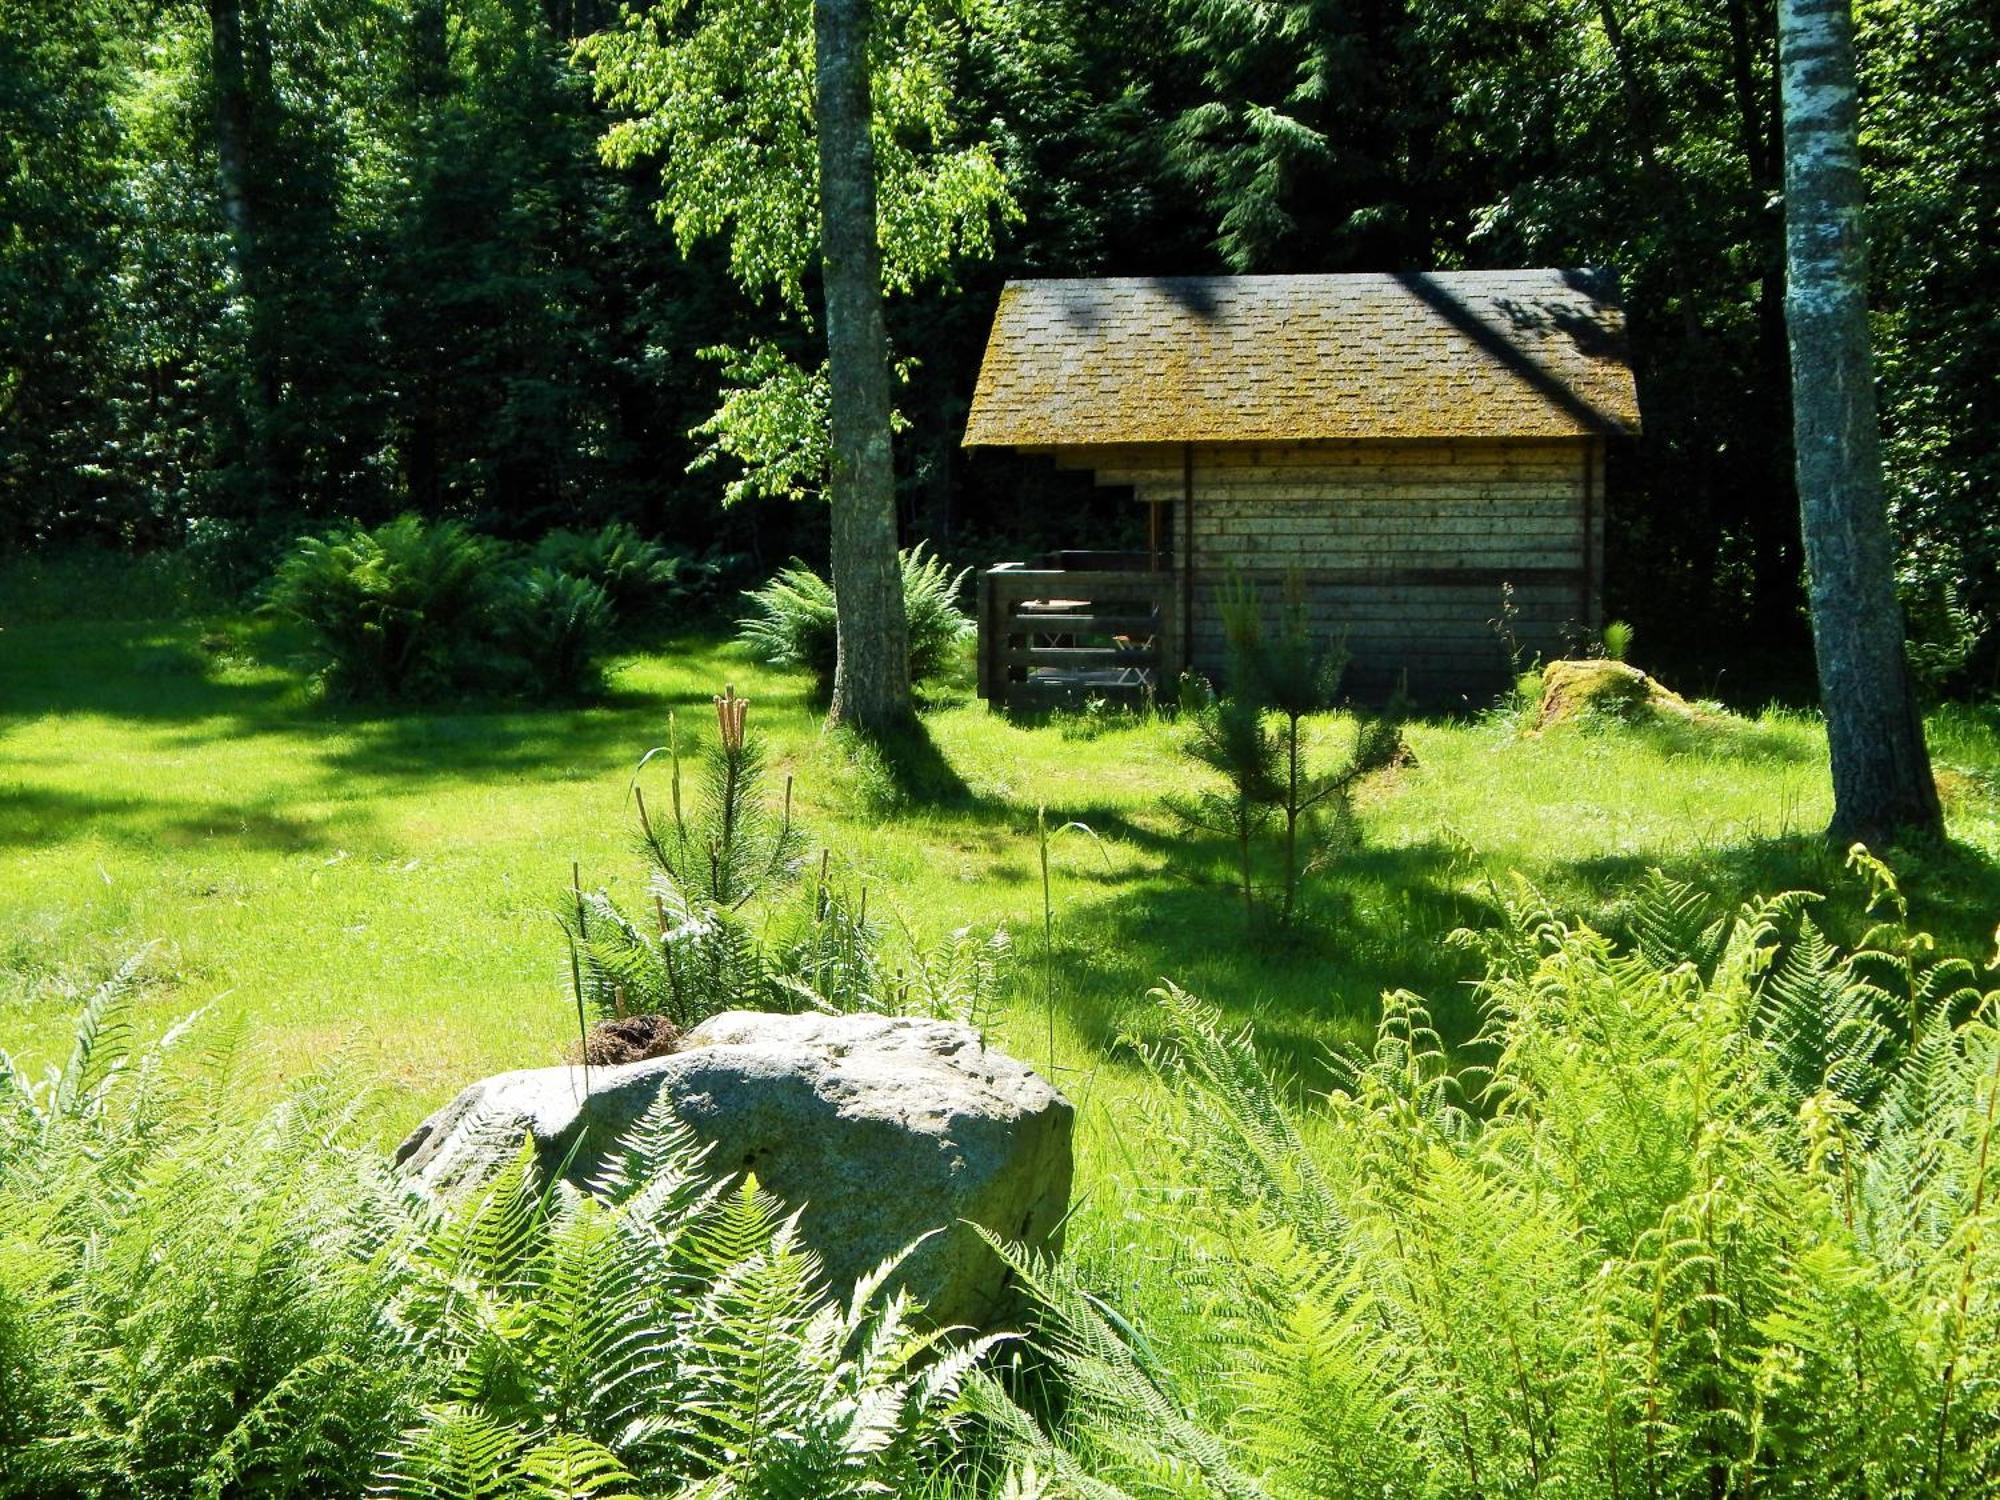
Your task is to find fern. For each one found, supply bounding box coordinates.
[989,875,2000,1498]
[2,963,1012,1500]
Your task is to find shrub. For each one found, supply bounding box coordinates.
[562,689,1008,1034]
[498,567,614,700]
[266,514,502,700]
[268,516,630,703]
[976,857,2000,1498]
[530,521,726,636]
[0,962,425,1500]
[736,543,971,697]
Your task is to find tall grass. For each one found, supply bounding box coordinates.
[6,856,1999,1496]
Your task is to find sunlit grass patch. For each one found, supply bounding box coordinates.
[3,608,1997,1159]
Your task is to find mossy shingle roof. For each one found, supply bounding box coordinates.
[963,270,1640,446]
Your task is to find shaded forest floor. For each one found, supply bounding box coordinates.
[5,598,2000,1246]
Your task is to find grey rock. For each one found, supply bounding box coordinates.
[394,1010,1073,1329]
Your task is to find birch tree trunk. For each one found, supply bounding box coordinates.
[1778,0,1941,843]
[814,0,913,732]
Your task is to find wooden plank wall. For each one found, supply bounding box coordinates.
[1055,438,1600,701]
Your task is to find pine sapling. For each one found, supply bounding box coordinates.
[632,686,806,908]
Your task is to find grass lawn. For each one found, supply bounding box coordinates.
[6,589,2000,1262]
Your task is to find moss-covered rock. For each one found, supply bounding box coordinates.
[1537,658,1703,729]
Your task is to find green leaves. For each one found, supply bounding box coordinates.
[735,545,972,695]
[268,516,696,702]
[267,515,501,699]
[587,0,1008,309]
[1166,574,1405,925]
[584,0,1010,504]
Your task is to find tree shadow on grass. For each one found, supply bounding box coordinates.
[0,623,299,730]
[0,785,340,854]
[1030,818,2000,1103]
[119,631,772,777]
[1044,838,1500,1087]
[1560,831,2000,963]
[838,715,979,809]
[306,697,668,782]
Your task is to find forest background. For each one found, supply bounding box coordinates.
[4,0,1995,695]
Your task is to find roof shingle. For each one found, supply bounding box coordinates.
[962,271,1640,446]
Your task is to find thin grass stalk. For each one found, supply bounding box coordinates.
[1931,1028,2000,1486]
[1282,711,1302,924]
[566,863,591,1094]
[1039,805,1054,1071]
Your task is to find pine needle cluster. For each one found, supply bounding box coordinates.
[562,691,1008,1032]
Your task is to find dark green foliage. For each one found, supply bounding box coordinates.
[0,0,124,547]
[530,522,731,638]
[4,0,1996,688]
[266,515,652,702]
[736,545,972,698]
[1864,0,2000,671]
[501,567,615,700]
[267,515,503,700]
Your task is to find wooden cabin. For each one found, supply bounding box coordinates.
[962,270,1640,708]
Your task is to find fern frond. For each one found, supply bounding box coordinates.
[372,1403,527,1500]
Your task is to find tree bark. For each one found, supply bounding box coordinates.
[209,0,255,283]
[207,0,280,510]
[1778,0,1942,843]
[814,0,912,732]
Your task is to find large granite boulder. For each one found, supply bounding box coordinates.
[394,1010,1073,1330]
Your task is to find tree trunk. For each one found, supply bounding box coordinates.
[209,0,255,283]
[1778,0,1942,843]
[814,0,912,732]
[207,0,280,510]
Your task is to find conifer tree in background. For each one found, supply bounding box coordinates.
[205,0,275,504]
[1778,0,1942,842]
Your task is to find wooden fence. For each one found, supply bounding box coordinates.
[977,555,1181,711]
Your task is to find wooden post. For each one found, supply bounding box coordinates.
[1180,444,1195,675]
[1157,565,1181,692]
[976,567,996,705]
[1579,439,1597,629]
